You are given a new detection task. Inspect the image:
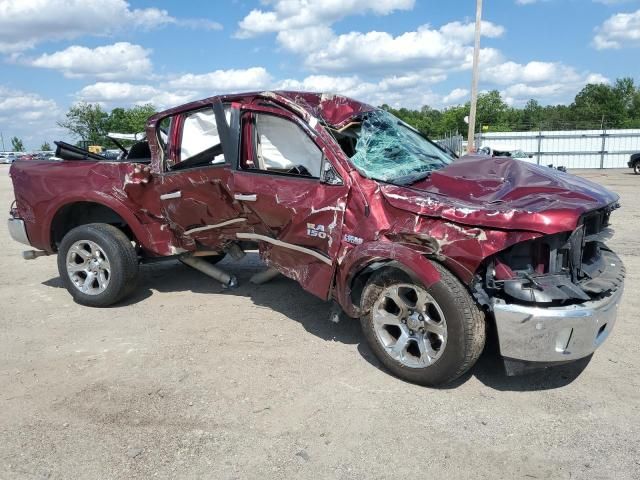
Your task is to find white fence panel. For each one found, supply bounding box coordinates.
[479,129,640,169]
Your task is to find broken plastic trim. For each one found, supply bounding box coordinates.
[183,218,247,235]
[235,233,332,265]
[481,220,624,305]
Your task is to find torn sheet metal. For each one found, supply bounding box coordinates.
[9,92,621,320]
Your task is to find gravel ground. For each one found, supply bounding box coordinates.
[0,165,638,480]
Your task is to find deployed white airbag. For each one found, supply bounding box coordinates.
[181,108,224,163]
[256,114,322,177]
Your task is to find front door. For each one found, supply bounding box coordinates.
[232,107,350,299]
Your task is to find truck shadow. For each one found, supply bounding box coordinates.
[42,254,590,392]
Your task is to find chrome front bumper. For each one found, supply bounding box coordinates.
[492,286,623,363]
[8,217,31,246]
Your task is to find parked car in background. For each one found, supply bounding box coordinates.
[7,91,625,386]
[628,152,640,174]
[0,153,17,164]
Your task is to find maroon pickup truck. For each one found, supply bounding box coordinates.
[7,91,625,385]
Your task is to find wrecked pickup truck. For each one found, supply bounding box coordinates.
[7,91,625,386]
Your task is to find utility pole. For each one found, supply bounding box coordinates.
[466,0,483,153]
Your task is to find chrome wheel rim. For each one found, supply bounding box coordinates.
[372,283,447,368]
[66,240,111,295]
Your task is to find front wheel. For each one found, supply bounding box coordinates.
[360,263,485,386]
[634,162,640,175]
[57,223,139,307]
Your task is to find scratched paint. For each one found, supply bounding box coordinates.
[9,91,620,318]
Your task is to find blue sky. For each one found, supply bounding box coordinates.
[1,0,639,149]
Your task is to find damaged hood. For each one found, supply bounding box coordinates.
[380,155,619,234]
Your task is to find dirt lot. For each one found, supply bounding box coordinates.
[0,165,638,480]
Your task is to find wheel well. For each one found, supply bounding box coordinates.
[349,261,416,310]
[51,202,133,250]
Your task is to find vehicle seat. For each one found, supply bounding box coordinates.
[127,141,151,163]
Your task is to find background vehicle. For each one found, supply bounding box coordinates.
[1,153,17,164]
[7,91,624,386]
[628,152,640,174]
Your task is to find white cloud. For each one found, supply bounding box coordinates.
[277,71,453,109]
[0,85,63,149]
[77,67,276,109]
[501,74,610,106]
[276,26,335,53]
[593,8,640,49]
[0,86,58,117]
[25,43,152,80]
[236,0,414,38]
[442,88,469,104]
[76,82,194,109]
[482,60,580,85]
[0,0,221,53]
[290,21,504,73]
[167,67,273,91]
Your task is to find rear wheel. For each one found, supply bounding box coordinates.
[634,162,640,175]
[57,223,139,307]
[360,263,485,386]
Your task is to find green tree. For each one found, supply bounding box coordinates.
[11,136,24,152]
[106,104,156,135]
[522,99,544,129]
[40,142,52,151]
[58,102,109,145]
[569,80,636,128]
[474,90,509,129]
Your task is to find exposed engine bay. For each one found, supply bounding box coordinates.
[477,203,624,306]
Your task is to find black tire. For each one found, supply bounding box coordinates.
[57,223,139,307]
[634,161,640,175]
[360,263,485,386]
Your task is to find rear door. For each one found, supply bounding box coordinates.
[148,103,244,251]
[231,105,350,299]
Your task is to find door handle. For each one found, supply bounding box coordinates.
[234,193,257,202]
[160,191,182,200]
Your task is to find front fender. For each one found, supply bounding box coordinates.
[335,241,441,317]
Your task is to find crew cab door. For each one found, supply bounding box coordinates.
[148,102,243,252]
[232,106,350,299]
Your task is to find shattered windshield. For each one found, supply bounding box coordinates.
[336,109,454,185]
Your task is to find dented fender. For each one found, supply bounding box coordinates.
[41,190,162,254]
[335,240,441,317]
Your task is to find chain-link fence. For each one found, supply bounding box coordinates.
[475,128,640,169]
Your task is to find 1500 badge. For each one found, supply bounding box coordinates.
[343,234,363,245]
[307,223,327,239]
